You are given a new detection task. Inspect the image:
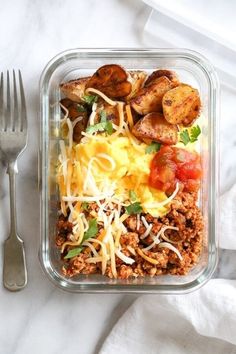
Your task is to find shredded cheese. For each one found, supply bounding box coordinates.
[136,248,159,265]
[125,104,134,128]
[140,224,153,240]
[85,88,117,106]
[158,242,183,261]
[115,249,135,265]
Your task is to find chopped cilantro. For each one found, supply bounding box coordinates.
[180,125,201,146]
[190,125,201,143]
[86,110,113,135]
[83,219,98,241]
[129,190,137,202]
[83,94,98,105]
[81,202,89,211]
[77,104,86,112]
[145,141,161,154]
[125,202,143,215]
[64,247,83,259]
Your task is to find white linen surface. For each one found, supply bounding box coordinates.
[100,279,236,354]
[99,2,236,353]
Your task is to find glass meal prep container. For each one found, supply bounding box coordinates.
[39,48,219,293]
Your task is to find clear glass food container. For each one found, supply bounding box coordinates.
[39,48,219,293]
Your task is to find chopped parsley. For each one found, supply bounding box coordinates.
[125,202,143,215]
[83,94,98,105]
[86,110,113,135]
[129,190,137,202]
[145,141,161,154]
[77,104,87,112]
[180,125,201,145]
[81,202,89,211]
[83,219,98,241]
[64,247,83,259]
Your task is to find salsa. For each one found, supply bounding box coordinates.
[149,146,202,193]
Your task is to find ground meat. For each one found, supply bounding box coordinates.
[57,191,204,279]
[63,254,97,277]
[120,232,139,248]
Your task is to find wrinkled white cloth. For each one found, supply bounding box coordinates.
[100,279,236,354]
[99,2,236,353]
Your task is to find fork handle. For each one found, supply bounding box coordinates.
[7,160,18,237]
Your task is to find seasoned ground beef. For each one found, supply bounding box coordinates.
[58,191,203,279]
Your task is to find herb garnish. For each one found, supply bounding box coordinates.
[81,202,89,211]
[83,219,98,241]
[64,247,83,259]
[77,104,87,112]
[86,110,113,135]
[83,94,98,105]
[125,202,143,215]
[180,125,201,145]
[145,141,161,154]
[129,190,137,202]
[64,219,98,259]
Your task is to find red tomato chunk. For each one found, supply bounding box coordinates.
[149,146,202,193]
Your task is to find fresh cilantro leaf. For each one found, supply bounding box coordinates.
[180,129,190,146]
[100,110,107,123]
[190,125,201,142]
[129,190,137,202]
[83,94,98,105]
[86,122,107,134]
[77,104,86,112]
[81,202,89,211]
[125,202,143,215]
[83,219,98,241]
[86,113,113,135]
[64,247,83,259]
[145,142,161,154]
[180,125,201,145]
[105,120,113,135]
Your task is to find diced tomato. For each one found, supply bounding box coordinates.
[149,146,202,193]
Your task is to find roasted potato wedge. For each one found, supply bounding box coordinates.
[85,64,132,98]
[60,77,89,103]
[145,69,179,87]
[132,112,178,145]
[60,98,88,143]
[130,76,174,115]
[162,84,201,126]
[126,70,147,101]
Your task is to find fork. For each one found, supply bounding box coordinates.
[0,70,28,291]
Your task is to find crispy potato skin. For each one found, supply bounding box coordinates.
[86,64,132,98]
[162,84,201,126]
[130,76,174,115]
[126,71,147,101]
[60,78,89,103]
[60,98,88,143]
[132,112,178,145]
[145,69,179,87]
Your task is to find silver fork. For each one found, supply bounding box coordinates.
[0,70,28,291]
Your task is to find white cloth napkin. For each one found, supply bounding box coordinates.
[99,2,236,353]
[99,279,236,354]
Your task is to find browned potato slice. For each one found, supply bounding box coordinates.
[130,76,174,115]
[85,64,132,98]
[126,70,147,101]
[60,77,89,103]
[145,69,179,87]
[162,84,201,126]
[60,98,88,143]
[132,112,178,145]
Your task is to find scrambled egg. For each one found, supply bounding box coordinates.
[74,136,169,217]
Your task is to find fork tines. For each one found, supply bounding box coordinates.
[0,70,27,132]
